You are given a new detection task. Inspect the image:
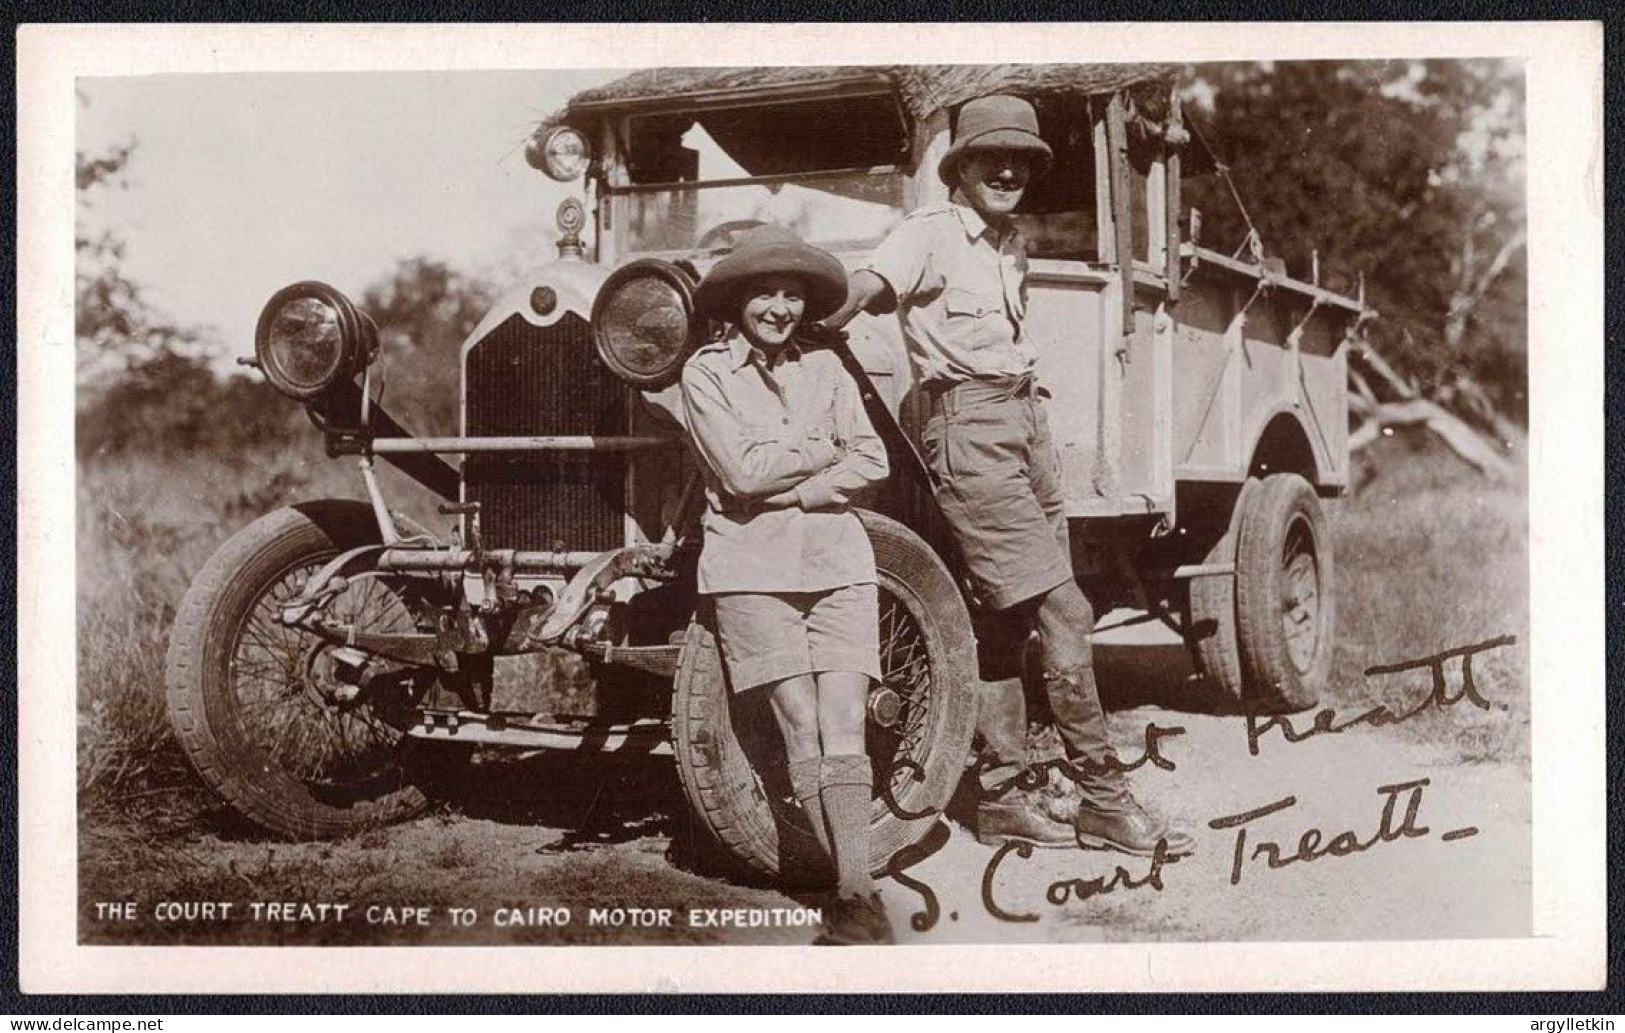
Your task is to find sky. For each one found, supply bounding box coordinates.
[78,70,620,369]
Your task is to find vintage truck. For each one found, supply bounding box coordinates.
[166,63,1365,875]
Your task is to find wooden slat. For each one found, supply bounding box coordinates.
[1147,157,1167,272]
[1106,93,1135,336]
[1165,90,1183,301]
[1181,244,1364,313]
[1093,101,1115,264]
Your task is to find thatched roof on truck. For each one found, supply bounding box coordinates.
[529,63,1181,161]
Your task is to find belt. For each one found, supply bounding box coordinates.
[925,374,1043,417]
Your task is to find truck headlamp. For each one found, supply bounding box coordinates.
[532,126,592,183]
[254,281,377,401]
[590,259,703,390]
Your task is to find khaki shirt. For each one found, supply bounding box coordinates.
[862,197,1037,386]
[680,331,888,594]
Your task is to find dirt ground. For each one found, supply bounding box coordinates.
[78,614,1530,948]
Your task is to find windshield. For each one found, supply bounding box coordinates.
[615,170,906,254]
[610,92,909,255]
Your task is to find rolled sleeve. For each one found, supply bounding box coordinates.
[862,215,934,303]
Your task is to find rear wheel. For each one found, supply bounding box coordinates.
[1189,474,1332,712]
[671,510,978,879]
[1188,479,1258,705]
[165,501,457,839]
[1234,474,1334,712]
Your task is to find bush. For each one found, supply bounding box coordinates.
[77,351,307,460]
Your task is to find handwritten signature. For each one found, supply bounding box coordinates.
[880,721,1186,822]
[1206,777,1478,886]
[978,839,1179,923]
[1243,635,1515,756]
[879,635,1516,931]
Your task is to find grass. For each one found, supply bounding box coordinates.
[1329,427,1529,763]
[74,442,449,817]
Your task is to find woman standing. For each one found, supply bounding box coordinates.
[680,225,893,945]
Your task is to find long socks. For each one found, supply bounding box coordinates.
[788,755,832,863]
[818,754,875,900]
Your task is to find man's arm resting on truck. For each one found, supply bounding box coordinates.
[822,270,894,331]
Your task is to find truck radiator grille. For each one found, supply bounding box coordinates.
[463,313,627,552]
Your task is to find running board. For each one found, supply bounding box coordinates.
[407,709,672,756]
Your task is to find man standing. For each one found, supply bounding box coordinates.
[824,95,1192,856]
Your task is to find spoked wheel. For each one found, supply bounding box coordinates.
[865,588,944,836]
[672,510,978,879]
[240,559,429,802]
[167,500,457,839]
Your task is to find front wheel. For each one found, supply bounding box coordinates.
[165,500,456,839]
[671,510,978,879]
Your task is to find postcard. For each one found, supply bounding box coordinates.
[15,20,1604,993]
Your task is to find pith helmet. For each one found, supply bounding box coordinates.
[939,94,1054,186]
[693,225,849,323]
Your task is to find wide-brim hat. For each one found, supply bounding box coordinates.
[693,225,849,323]
[939,94,1054,186]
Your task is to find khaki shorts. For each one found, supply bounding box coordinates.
[920,386,1073,611]
[711,583,882,691]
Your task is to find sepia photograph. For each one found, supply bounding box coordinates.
[16,21,1604,993]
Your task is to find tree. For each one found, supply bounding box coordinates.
[75,137,492,454]
[1181,60,1526,424]
[76,141,210,383]
[78,140,237,454]
[361,257,496,437]
[76,137,309,455]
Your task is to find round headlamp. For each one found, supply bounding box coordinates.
[590,260,703,390]
[254,281,377,401]
[532,126,592,182]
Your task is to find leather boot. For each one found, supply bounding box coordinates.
[1072,788,1196,857]
[816,893,896,946]
[976,784,1075,848]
